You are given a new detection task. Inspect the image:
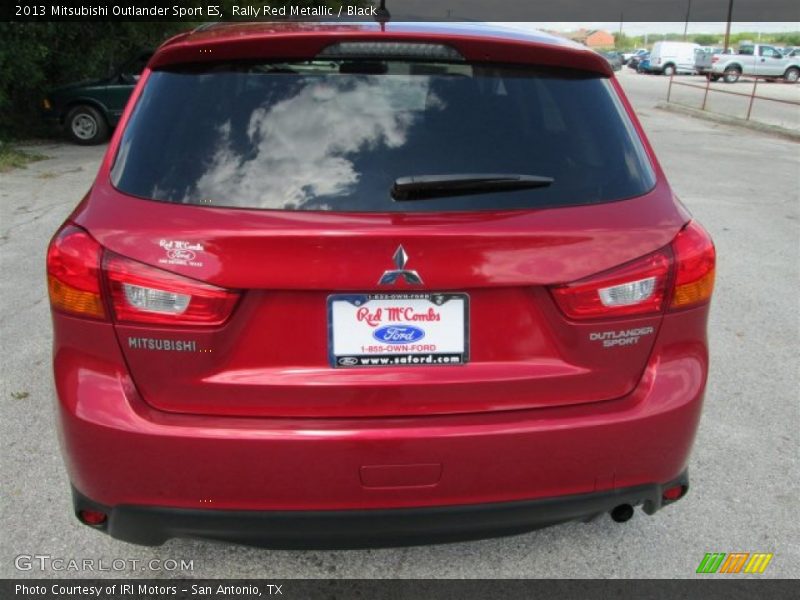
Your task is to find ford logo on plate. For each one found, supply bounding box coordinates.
[338,357,359,366]
[373,325,425,343]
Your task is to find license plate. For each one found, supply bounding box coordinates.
[328,293,469,368]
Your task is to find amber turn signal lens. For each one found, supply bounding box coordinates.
[670,221,716,309]
[46,224,106,320]
[47,275,105,319]
[671,269,715,308]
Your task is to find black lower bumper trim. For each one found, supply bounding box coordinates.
[73,471,688,548]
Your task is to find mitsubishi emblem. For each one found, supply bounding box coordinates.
[378,245,423,285]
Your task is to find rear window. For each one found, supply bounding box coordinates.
[111,60,656,212]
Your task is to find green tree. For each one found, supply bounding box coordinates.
[0,22,190,139]
[773,32,800,46]
[0,0,359,140]
[614,33,632,50]
[692,34,720,46]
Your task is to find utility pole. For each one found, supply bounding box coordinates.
[375,0,390,31]
[683,0,692,40]
[723,0,734,52]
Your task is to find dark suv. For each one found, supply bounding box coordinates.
[41,51,151,145]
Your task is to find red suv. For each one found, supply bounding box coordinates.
[47,23,715,547]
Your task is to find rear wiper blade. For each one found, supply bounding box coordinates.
[391,173,554,201]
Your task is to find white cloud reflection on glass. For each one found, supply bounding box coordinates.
[186,77,433,210]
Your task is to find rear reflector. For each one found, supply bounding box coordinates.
[78,509,107,526]
[104,252,239,326]
[46,225,105,319]
[662,485,686,501]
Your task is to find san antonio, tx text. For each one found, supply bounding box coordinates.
[16,583,282,597]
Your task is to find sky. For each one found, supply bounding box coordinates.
[495,22,800,35]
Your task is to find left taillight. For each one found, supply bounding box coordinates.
[47,224,106,320]
[104,252,239,326]
[47,223,239,326]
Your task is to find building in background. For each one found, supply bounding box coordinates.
[560,29,616,49]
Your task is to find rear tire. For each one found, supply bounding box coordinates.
[65,105,109,145]
[723,67,741,83]
[784,67,800,83]
[663,64,676,76]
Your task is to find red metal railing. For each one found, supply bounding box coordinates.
[666,72,800,121]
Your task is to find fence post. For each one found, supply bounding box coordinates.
[746,77,758,120]
[701,75,711,110]
[667,72,674,103]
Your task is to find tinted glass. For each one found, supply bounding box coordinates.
[112,61,656,212]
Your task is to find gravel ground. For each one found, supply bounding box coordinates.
[0,72,798,579]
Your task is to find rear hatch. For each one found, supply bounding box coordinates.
[85,49,685,418]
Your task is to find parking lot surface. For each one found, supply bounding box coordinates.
[617,67,800,130]
[1,72,798,578]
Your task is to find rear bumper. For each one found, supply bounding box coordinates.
[53,307,708,545]
[74,472,688,548]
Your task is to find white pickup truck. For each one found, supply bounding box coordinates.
[709,44,800,83]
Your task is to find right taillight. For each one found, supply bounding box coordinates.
[550,250,672,320]
[550,220,715,320]
[669,221,716,310]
